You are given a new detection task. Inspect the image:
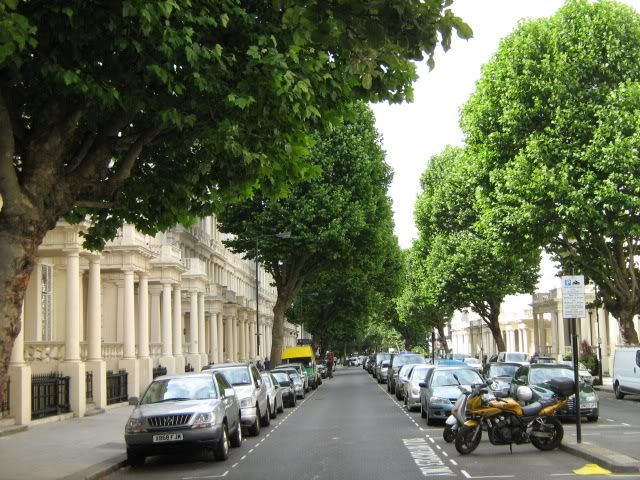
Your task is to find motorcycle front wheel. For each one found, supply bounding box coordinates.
[443,424,456,443]
[530,416,563,451]
[455,424,482,455]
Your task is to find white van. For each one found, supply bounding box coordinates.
[613,346,640,399]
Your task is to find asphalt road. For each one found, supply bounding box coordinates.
[107,368,639,480]
[563,389,640,461]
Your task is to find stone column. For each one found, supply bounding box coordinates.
[198,292,207,365]
[119,269,140,397]
[173,285,185,374]
[540,314,547,353]
[232,317,238,362]
[149,285,162,345]
[137,272,152,392]
[224,314,233,362]
[217,312,224,363]
[159,282,175,374]
[9,304,31,425]
[209,314,216,364]
[60,250,86,417]
[239,312,246,361]
[533,312,540,354]
[85,258,105,407]
[554,311,565,359]
[187,291,201,371]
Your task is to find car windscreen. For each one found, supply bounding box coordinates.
[218,367,252,386]
[261,374,272,388]
[431,369,483,387]
[140,377,217,404]
[393,355,425,367]
[529,367,574,384]
[505,353,528,362]
[411,366,431,382]
[488,364,519,378]
[271,372,291,385]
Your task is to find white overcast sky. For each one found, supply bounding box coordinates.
[372,0,640,290]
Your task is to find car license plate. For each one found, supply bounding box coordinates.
[152,433,183,443]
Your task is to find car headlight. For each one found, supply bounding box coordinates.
[430,396,450,406]
[240,397,255,408]
[192,412,215,429]
[125,414,146,433]
[584,394,597,403]
[411,387,420,396]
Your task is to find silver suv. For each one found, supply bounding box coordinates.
[207,363,269,436]
[124,372,242,466]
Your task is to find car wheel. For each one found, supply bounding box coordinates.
[127,450,145,467]
[270,399,277,419]
[248,408,261,436]
[425,405,434,426]
[213,423,230,461]
[390,382,396,394]
[588,414,599,422]
[261,402,271,427]
[230,419,242,448]
[420,401,427,419]
[614,382,625,399]
[277,399,284,413]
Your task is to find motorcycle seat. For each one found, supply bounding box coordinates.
[521,401,543,416]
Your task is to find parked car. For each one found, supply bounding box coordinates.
[395,363,420,400]
[447,353,468,361]
[496,351,529,365]
[509,363,599,421]
[374,353,391,380]
[206,362,270,436]
[419,366,484,425]
[403,365,434,411]
[377,358,391,384]
[261,372,284,418]
[613,346,640,399]
[271,371,297,407]
[317,360,328,379]
[530,355,557,365]
[483,362,520,397]
[388,353,426,394]
[273,366,305,399]
[560,360,594,385]
[124,372,242,466]
[462,357,483,372]
[274,363,309,392]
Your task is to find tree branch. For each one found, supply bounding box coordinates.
[0,88,23,215]
[106,126,163,191]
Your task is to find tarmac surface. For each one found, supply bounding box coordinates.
[0,372,637,480]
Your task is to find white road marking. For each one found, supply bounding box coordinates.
[461,470,471,478]
[248,449,254,453]
[449,459,456,465]
[623,431,640,435]
[419,427,424,431]
[403,437,455,477]
[442,451,448,457]
[240,455,246,460]
[429,437,435,444]
[231,463,238,468]
[182,472,228,479]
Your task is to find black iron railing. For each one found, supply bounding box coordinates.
[106,370,128,405]
[31,373,70,419]
[152,365,167,379]
[0,377,9,417]
[86,371,93,402]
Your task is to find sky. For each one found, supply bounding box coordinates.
[372,0,640,291]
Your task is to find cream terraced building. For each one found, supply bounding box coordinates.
[5,217,299,426]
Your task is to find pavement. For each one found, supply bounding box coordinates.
[0,374,637,479]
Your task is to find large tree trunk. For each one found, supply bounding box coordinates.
[599,288,640,345]
[269,286,300,366]
[473,298,506,353]
[437,324,449,354]
[0,217,52,405]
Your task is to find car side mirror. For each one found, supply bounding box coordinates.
[224,388,236,398]
[128,396,139,406]
[418,382,428,388]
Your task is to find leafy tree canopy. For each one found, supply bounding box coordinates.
[461,0,640,344]
[216,102,398,364]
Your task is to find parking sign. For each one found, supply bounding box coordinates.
[561,275,586,319]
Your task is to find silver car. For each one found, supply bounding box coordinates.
[396,363,421,400]
[275,363,309,392]
[208,363,270,436]
[124,372,242,466]
[261,372,284,418]
[404,365,434,411]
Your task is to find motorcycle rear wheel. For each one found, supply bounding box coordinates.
[530,416,563,451]
[455,424,482,455]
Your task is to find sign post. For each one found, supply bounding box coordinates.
[562,275,585,443]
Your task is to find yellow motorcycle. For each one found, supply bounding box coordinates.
[453,378,574,455]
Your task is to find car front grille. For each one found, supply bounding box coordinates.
[146,414,192,428]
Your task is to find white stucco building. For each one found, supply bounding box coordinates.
[4,218,299,426]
